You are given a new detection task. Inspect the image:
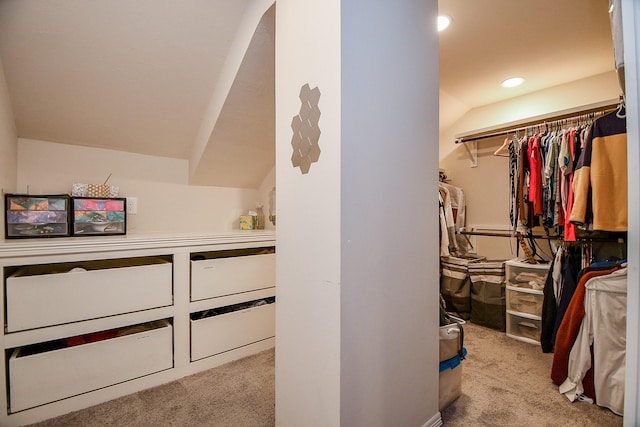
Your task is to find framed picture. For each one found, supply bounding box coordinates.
[71,197,126,236]
[5,194,71,238]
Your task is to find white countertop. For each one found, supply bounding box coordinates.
[0,230,276,258]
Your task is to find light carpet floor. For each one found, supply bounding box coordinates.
[30,322,623,426]
[441,321,623,426]
[29,348,275,427]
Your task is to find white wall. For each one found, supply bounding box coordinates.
[340,0,439,425]
[622,0,640,423]
[0,57,18,221]
[276,0,440,426]
[258,165,276,230]
[275,0,341,424]
[16,138,263,234]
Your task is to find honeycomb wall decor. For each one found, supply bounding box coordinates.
[291,83,321,174]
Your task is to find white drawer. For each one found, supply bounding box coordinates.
[506,310,541,344]
[9,320,173,412]
[6,257,173,332]
[191,252,275,301]
[190,298,275,361]
[506,285,543,317]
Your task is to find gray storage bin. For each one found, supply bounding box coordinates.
[440,255,485,320]
[468,260,507,331]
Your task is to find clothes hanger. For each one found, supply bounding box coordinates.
[493,136,511,157]
[617,93,626,118]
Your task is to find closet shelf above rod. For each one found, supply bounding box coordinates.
[453,98,620,144]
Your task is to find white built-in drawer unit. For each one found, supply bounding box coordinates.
[8,319,173,413]
[5,256,173,332]
[190,247,275,301]
[191,297,275,361]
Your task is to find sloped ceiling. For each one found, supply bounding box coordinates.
[0,0,274,188]
[0,0,616,187]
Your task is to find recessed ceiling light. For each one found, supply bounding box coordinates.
[437,15,451,32]
[501,77,524,88]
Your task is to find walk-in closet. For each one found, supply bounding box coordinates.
[438,0,631,424]
[2,0,640,426]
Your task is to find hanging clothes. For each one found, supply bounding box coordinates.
[439,190,451,257]
[440,182,469,255]
[570,108,628,232]
[563,128,580,241]
[559,268,627,416]
[508,139,519,231]
[528,134,544,216]
[550,264,623,394]
[551,246,582,342]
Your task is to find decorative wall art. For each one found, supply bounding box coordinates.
[71,197,126,236]
[291,83,321,174]
[4,194,71,238]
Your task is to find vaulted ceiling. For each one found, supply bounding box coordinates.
[0,0,615,187]
[0,0,275,188]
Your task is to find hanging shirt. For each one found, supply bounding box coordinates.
[559,268,627,416]
[517,137,529,230]
[439,190,451,257]
[570,109,627,232]
[564,129,578,241]
[439,184,458,255]
[509,139,519,231]
[543,133,559,228]
[528,134,544,216]
[440,182,469,254]
[558,130,572,218]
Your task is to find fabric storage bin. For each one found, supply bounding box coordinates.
[505,259,550,290]
[506,286,544,316]
[439,348,467,411]
[440,255,485,320]
[190,297,275,361]
[5,257,173,332]
[506,310,542,344]
[9,320,173,412]
[191,248,275,301]
[469,260,506,331]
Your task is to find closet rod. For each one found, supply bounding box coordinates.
[454,99,620,144]
[458,230,625,243]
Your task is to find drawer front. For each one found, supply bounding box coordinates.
[9,322,173,412]
[191,302,275,361]
[505,260,549,291]
[506,287,543,317]
[6,262,173,332]
[191,253,275,301]
[506,311,541,344]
